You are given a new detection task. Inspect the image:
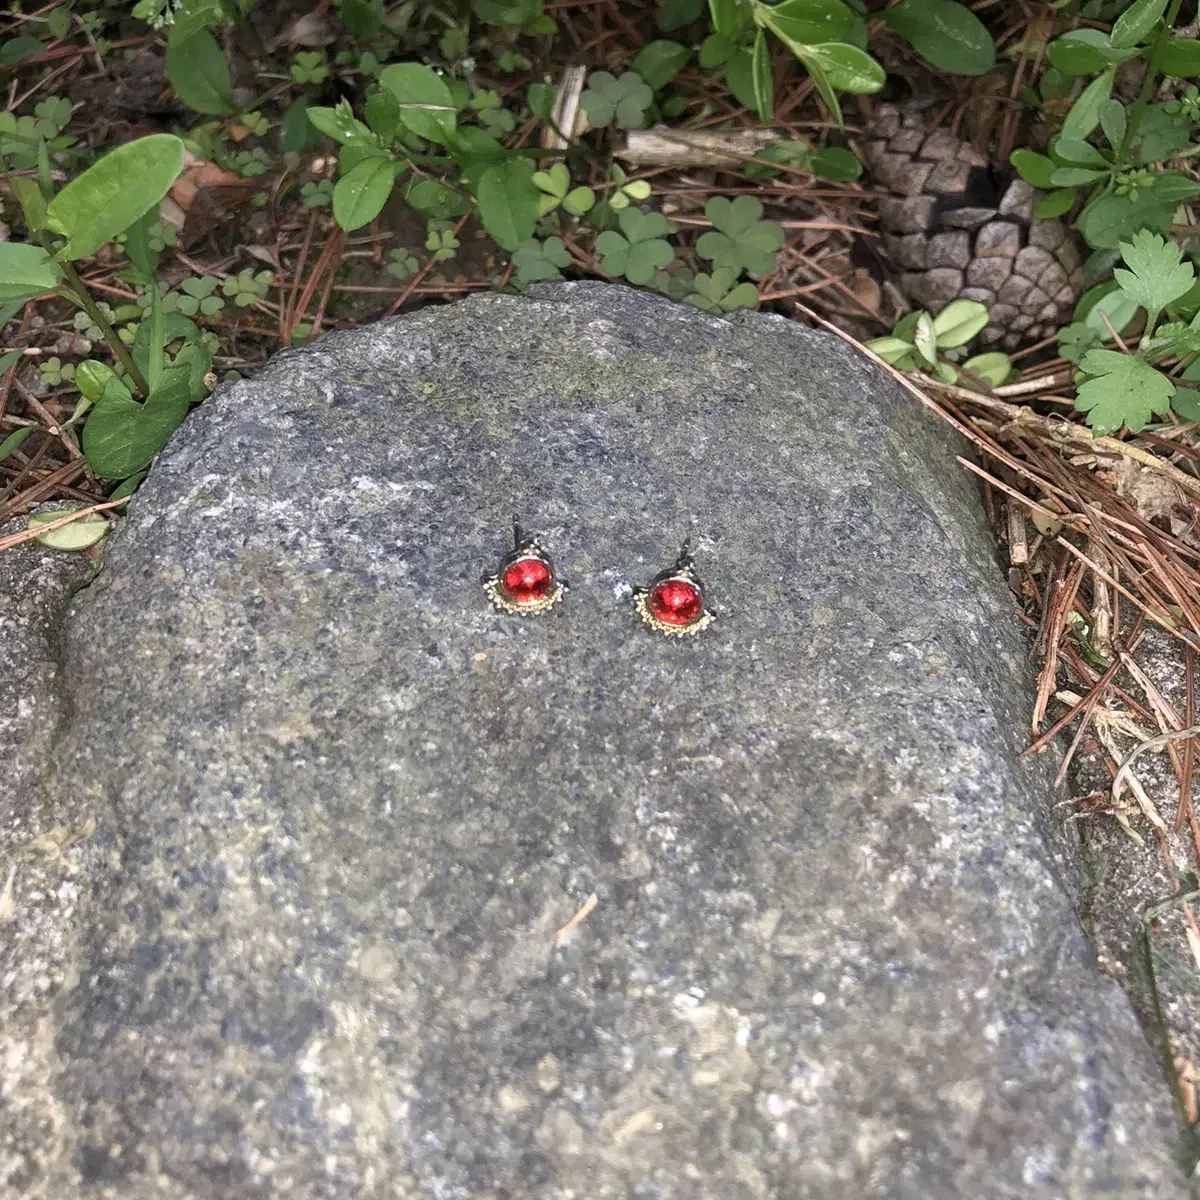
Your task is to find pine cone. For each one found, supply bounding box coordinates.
[861,104,1084,348]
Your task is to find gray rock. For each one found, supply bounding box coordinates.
[0,514,96,1196]
[4,284,1187,1199]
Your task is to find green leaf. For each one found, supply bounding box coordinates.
[1172,387,1200,420]
[1050,167,1109,186]
[27,509,110,551]
[1112,229,1195,325]
[1137,103,1191,164]
[339,0,386,39]
[1078,281,1140,337]
[511,236,572,283]
[1061,68,1114,141]
[961,351,1013,387]
[882,0,995,76]
[1077,188,1172,250]
[759,0,856,46]
[1011,149,1057,188]
[1052,136,1109,167]
[1075,349,1173,433]
[332,156,398,231]
[683,265,758,313]
[810,146,861,181]
[527,82,556,121]
[0,425,35,464]
[0,36,45,66]
[82,373,190,479]
[1098,98,1127,150]
[124,208,159,278]
[165,28,233,116]
[865,335,918,365]
[1047,29,1139,75]
[580,70,654,129]
[1160,36,1200,77]
[475,158,539,251]
[708,0,744,38]
[364,89,402,143]
[932,298,989,347]
[0,242,61,303]
[378,63,459,144]
[793,42,885,94]
[282,98,322,153]
[750,28,772,123]
[46,135,185,261]
[913,311,937,364]
[1110,0,1168,49]
[307,100,374,144]
[75,360,118,404]
[11,176,48,234]
[631,40,692,89]
[697,195,784,275]
[1033,188,1077,219]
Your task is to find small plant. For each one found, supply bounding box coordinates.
[163,277,225,317]
[291,51,330,86]
[532,164,595,216]
[512,236,572,284]
[594,208,676,285]
[697,196,784,276]
[387,248,421,280]
[222,269,274,308]
[425,227,460,262]
[1071,231,1200,434]
[866,300,1013,387]
[39,357,75,386]
[580,70,654,130]
[302,179,335,209]
[684,266,759,313]
[606,164,652,213]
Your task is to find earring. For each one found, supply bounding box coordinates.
[483,519,567,615]
[634,540,713,636]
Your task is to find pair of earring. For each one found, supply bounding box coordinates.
[483,521,713,637]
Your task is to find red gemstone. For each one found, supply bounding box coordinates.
[501,556,554,605]
[650,577,704,626]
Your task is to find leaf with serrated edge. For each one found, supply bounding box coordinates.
[1075,350,1174,433]
[1113,229,1195,324]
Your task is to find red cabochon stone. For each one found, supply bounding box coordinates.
[649,577,703,626]
[501,556,554,604]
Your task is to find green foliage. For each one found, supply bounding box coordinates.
[594,208,676,285]
[865,300,1008,387]
[166,26,233,115]
[39,357,75,386]
[684,266,758,313]
[167,277,226,317]
[881,0,995,76]
[512,236,572,284]
[387,249,421,280]
[302,179,335,209]
[425,227,460,261]
[696,196,784,276]
[46,135,186,261]
[1069,233,1200,433]
[291,51,330,85]
[222,269,274,308]
[580,71,654,130]
[532,164,595,216]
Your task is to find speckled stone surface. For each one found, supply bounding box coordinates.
[6,284,1188,1197]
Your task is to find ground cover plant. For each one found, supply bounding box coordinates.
[2,0,1200,1159]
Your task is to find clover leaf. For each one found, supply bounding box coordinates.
[580,70,654,130]
[512,236,572,284]
[1074,349,1174,434]
[593,207,675,285]
[683,266,758,313]
[532,164,596,216]
[696,196,784,276]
